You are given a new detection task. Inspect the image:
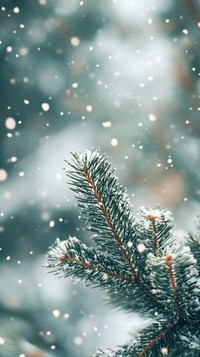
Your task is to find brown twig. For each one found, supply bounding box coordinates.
[146,215,159,256]
[165,255,182,319]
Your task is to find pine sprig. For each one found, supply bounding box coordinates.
[65,150,136,259]
[47,149,200,356]
[48,237,135,286]
[64,150,161,306]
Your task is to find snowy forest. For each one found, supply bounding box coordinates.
[0,0,200,356]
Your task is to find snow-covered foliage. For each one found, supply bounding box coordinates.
[48,149,200,356]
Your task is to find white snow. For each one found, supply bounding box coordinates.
[70,36,80,47]
[41,102,50,111]
[5,117,16,130]
[0,169,8,182]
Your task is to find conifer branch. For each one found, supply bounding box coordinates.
[83,167,160,304]
[83,166,160,304]
[138,321,176,357]
[58,250,134,283]
[66,151,161,305]
[83,166,138,279]
[47,149,200,356]
[48,237,136,288]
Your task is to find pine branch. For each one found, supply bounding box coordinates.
[47,149,200,356]
[148,240,200,319]
[65,150,136,265]
[48,238,160,313]
[48,237,135,285]
[64,150,162,307]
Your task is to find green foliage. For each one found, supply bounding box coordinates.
[187,220,200,275]
[47,149,200,356]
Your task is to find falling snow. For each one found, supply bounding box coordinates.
[41,102,50,111]
[5,117,16,130]
[0,169,8,181]
[0,0,199,356]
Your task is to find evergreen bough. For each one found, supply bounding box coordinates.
[47,149,200,356]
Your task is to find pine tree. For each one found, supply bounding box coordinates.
[47,149,200,356]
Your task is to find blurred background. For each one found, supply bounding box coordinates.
[0,0,200,356]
